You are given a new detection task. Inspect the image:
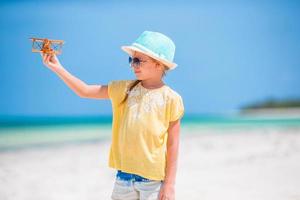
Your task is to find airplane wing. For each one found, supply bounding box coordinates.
[30,37,65,55]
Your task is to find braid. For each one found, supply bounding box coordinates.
[119,79,141,106]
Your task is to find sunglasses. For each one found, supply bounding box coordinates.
[128,56,150,67]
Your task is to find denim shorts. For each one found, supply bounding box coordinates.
[116,170,154,182]
[111,170,163,200]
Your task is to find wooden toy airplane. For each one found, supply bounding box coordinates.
[29,38,65,55]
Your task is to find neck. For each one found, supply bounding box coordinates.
[140,78,165,89]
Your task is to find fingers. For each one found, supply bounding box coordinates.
[161,196,171,200]
[41,53,46,64]
[40,53,46,62]
[50,54,57,62]
[43,54,49,64]
[41,53,52,65]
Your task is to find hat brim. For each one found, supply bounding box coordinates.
[121,45,177,70]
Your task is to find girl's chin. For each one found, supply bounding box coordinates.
[136,76,143,80]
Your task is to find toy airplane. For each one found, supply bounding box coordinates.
[29,37,65,55]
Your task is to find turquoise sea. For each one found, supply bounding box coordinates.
[0,114,299,151]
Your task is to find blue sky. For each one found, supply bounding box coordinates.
[0,0,299,116]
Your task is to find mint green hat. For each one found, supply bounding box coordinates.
[121,31,177,70]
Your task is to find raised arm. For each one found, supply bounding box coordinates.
[41,53,109,99]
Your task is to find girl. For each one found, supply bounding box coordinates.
[41,31,184,200]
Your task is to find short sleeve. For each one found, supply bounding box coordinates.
[108,80,131,105]
[169,95,185,122]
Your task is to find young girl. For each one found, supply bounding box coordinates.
[41,31,184,200]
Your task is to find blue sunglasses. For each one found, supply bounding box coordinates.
[128,56,150,67]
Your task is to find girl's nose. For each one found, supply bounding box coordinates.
[130,63,141,68]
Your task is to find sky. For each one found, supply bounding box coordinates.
[0,0,299,117]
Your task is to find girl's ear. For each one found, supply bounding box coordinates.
[155,62,163,70]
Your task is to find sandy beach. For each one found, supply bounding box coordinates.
[0,124,300,200]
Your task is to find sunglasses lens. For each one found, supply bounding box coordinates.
[129,57,141,67]
[133,58,140,65]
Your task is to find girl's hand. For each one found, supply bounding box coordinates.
[158,183,175,200]
[41,53,63,72]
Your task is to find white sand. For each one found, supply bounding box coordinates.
[0,125,300,200]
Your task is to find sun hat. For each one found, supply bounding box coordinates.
[121,31,177,70]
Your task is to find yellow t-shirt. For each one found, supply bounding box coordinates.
[107,79,184,181]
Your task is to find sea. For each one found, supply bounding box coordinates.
[0,114,299,152]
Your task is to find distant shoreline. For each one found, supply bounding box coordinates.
[239,107,300,118]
